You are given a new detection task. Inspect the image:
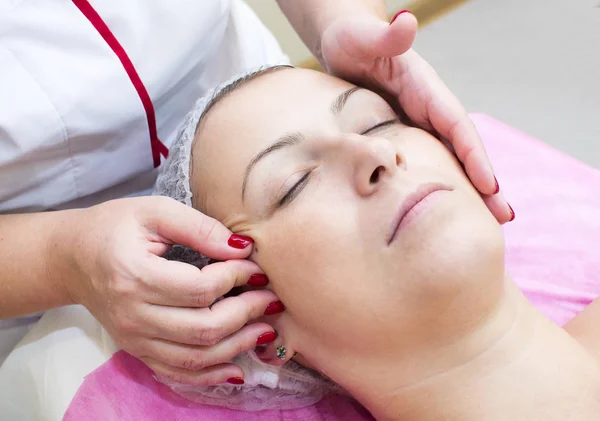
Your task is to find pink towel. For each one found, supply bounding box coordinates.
[64,114,600,420]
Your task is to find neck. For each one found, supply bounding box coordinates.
[346,278,600,421]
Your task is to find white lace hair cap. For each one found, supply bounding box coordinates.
[154,65,291,208]
[153,67,341,411]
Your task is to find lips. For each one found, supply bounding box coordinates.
[387,183,452,244]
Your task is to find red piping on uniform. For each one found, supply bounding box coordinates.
[72,0,169,167]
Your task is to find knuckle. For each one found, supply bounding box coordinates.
[231,268,247,288]
[106,261,147,296]
[113,314,140,334]
[231,339,247,360]
[194,283,217,308]
[180,355,208,371]
[180,358,196,371]
[196,216,219,244]
[194,324,224,346]
[229,295,253,321]
[165,372,194,385]
[110,277,138,297]
[242,298,255,321]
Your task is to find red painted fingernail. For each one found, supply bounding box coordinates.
[493,176,500,194]
[228,234,253,249]
[227,377,245,385]
[264,301,285,316]
[247,273,269,287]
[390,9,411,24]
[508,203,515,222]
[256,331,278,346]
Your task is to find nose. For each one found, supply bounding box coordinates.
[342,134,403,197]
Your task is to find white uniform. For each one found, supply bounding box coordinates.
[0,0,287,367]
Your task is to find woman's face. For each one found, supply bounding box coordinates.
[191,68,504,376]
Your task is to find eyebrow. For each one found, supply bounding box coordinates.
[241,86,364,200]
[242,132,303,200]
[331,86,362,115]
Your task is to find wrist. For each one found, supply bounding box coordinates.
[47,208,87,307]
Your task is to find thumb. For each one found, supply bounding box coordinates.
[331,13,417,60]
[146,197,253,260]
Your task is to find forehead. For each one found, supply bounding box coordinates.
[191,69,355,212]
[199,68,354,140]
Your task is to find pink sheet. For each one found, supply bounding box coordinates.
[64,114,600,420]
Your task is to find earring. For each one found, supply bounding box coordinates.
[275,345,287,360]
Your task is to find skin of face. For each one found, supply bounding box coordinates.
[190,68,505,383]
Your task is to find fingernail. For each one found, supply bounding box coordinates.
[493,176,500,194]
[247,273,269,287]
[508,203,515,222]
[228,234,253,249]
[390,9,411,24]
[256,331,277,346]
[227,377,245,385]
[264,301,285,316]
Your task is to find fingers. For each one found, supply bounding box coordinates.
[384,11,418,56]
[145,196,253,261]
[142,289,281,346]
[425,83,497,196]
[140,323,275,383]
[482,192,514,224]
[394,50,497,197]
[142,357,243,386]
[330,15,417,62]
[427,93,497,197]
[393,51,513,221]
[430,98,514,224]
[143,257,265,307]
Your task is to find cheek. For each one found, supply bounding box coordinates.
[257,205,358,302]
[253,201,386,349]
[412,139,461,169]
[405,136,479,196]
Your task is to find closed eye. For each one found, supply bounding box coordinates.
[361,119,398,135]
[274,118,397,209]
[277,172,311,208]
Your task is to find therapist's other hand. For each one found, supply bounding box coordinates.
[319,12,513,224]
[57,196,279,385]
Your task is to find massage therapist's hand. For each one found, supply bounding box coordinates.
[55,196,280,385]
[319,11,514,223]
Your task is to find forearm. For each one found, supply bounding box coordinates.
[0,210,80,318]
[276,0,386,62]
